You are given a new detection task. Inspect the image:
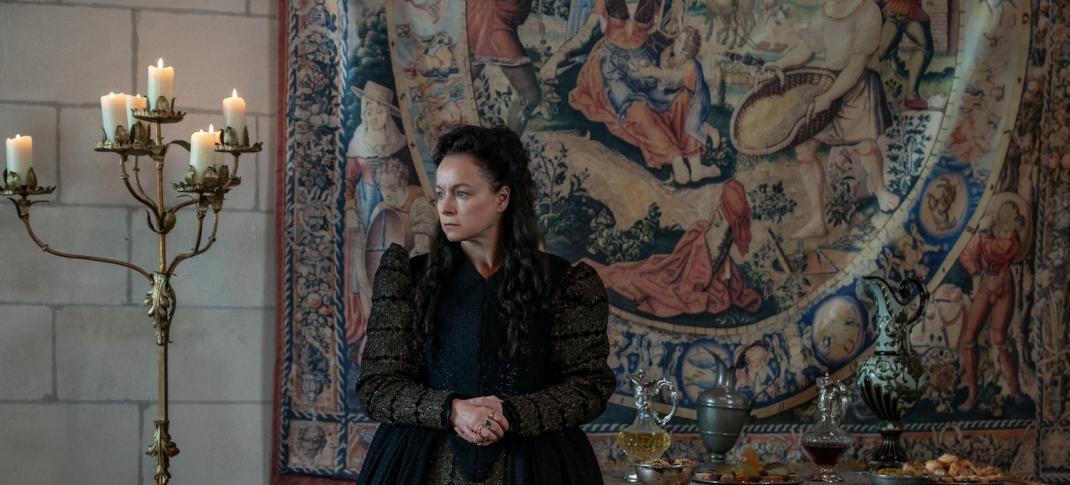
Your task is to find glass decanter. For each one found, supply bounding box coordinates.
[801,374,852,482]
[616,370,679,482]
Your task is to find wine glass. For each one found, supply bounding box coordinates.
[801,375,852,482]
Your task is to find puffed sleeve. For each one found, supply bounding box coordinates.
[356,244,455,429]
[502,262,616,437]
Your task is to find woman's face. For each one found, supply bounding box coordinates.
[362,100,389,130]
[434,153,509,244]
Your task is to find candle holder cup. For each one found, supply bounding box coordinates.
[219,126,261,153]
[95,125,154,156]
[174,163,241,195]
[133,97,186,124]
[0,168,55,198]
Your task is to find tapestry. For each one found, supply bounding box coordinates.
[273,0,1070,481]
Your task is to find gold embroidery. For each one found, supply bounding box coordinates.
[506,262,615,437]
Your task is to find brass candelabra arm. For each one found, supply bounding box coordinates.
[168,196,200,214]
[7,196,153,281]
[166,201,221,275]
[223,156,241,193]
[131,156,154,210]
[119,154,161,217]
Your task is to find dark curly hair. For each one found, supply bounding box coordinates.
[413,125,551,360]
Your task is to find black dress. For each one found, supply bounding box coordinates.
[355,244,615,484]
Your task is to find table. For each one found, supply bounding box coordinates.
[602,468,872,485]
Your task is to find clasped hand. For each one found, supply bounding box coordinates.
[450,396,510,446]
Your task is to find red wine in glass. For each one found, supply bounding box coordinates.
[802,375,852,482]
[803,442,850,481]
[803,443,849,466]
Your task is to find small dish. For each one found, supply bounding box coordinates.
[635,462,697,485]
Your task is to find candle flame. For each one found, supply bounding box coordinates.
[158,58,164,68]
[15,134,20,138]
[232,88,238,97]
[109,92,115,96]
[209,124,215,132]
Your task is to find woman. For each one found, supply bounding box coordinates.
[356,125,615,484]
[539,0,718,185]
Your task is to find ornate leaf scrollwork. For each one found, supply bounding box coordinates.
[145,419,180,485]
[144,272,177,345]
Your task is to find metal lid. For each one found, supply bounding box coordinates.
[695,387,752,410]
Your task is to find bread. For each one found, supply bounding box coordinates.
[938,454,960,464]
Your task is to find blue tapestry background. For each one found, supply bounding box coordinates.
[275,0,1070,481]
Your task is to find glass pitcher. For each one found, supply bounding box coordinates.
[801,374,852,482]
[616,370,679,482]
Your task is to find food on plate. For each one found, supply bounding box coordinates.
[694,471,797,484]
[909,454,1006,483]
[641,457,697,467]
[902,463,927,475]
[707,446,797,483]
[938,454,960,465]
[875,467,926,478]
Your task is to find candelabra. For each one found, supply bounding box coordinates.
[0,96,260,485]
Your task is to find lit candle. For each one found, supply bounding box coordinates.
[189,128,216,183]
[147,58,174,110]
[100,92,128,142]
[222,89,247,144]
[126,93,148,133]
[5,134,33,184]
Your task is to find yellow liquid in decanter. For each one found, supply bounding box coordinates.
[616,429,671,462]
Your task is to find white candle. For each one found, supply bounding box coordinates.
[100,92,128,142]
[5,134,33,184]
[222,89,247,144]
[126,93,148,133]
[147,58,175,110]
[189,128,216,183]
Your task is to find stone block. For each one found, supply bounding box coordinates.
[257,115,277,211]
[0,206,130,305]
[251,0,279,17]
[56,305,274,402]
[55,306,155,400]
[136,12,276,114]
[0,5,132,103]
[0,403,140,485]
[140,403,271,485]
[95,0,244,13]
[130,211,273,307]
[0,305,53,400]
